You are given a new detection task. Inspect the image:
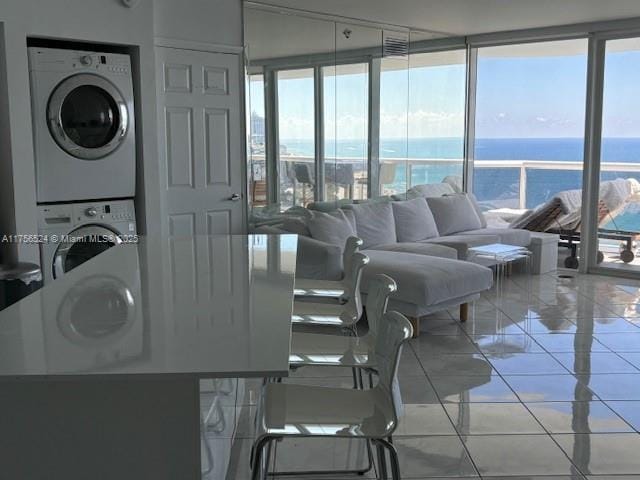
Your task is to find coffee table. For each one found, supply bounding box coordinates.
[468,243,532,294]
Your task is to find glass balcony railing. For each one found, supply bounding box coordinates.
[249,155,640,229]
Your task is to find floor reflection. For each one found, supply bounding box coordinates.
[201,270,640,478]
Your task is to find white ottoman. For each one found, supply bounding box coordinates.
[529,232,559,274]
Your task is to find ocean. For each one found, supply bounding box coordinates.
[280,137,640,231]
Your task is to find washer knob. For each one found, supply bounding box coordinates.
[85,208,98,217]
[80,55,93,66]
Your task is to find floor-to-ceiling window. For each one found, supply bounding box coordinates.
[595,37,640,270]
[323,63,369,201]
[408,49,466,191]
[277,68,316,208]
[380,55,410,196]
[247,5,640,279]
[473,40,588,224]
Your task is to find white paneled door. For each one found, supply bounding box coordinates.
[156,47,245,236]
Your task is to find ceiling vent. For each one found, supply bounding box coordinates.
[383,33,409,58]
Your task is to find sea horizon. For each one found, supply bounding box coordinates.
[279,136,640,162]
[273,136,640,231]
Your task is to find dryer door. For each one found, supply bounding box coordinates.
[47,73,129,160]
[52,225,122,279]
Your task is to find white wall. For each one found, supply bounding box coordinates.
[0,0,243,264]
[0,0,158,264]
[154,0,243,47]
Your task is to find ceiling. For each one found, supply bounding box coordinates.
[247,0,640,36]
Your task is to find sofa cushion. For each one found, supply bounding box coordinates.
[458,227,531,247]
[367,242,457,260]
[343,202,396,249]
[427,194,482,235]
[442,175,463,193]
[423,234,500,259]
[467,193,487,228]
[362,250,493,307]
[306,209,356,248]
[281,217,311,236]
[341,208,357,230]
[391,197,439,242]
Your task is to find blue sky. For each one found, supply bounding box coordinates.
[250,42,640,141]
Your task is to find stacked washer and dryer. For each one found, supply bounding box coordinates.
[29,47,142,372]
[29,47,138,284]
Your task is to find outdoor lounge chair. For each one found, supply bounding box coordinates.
[509,178,640,268]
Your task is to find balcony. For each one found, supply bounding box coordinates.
[249,155,640,266]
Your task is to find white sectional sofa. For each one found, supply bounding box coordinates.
[253,183,534,335]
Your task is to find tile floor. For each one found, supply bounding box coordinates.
[202,269,640,479]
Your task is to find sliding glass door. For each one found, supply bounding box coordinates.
[593,37,640,272]
[473,40,588,212]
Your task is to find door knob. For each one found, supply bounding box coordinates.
[229,193,241,201]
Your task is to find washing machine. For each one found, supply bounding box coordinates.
[29,47,136,203]
[40,242,143,373]
[38,199,137,284]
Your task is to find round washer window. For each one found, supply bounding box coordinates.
[62,236,116,274]
[52,225,122,279]
[60,85,121,149]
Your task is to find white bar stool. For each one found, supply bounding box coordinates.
[291,252,368,332]
[251,311,413,480]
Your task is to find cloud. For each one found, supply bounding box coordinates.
[378,109,464,138]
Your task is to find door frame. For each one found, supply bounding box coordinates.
[154,38,248,238]
[582,29,640,278]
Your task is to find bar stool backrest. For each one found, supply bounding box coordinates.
[364,274,397,339]
[372,311,413,437]
[341,236,363,296]
[339,252,368,325]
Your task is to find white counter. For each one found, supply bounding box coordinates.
[0,234,297,379]
[0,234,297,479]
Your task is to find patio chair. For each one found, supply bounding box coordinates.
[510,178,640,268]
[286,161,315,206]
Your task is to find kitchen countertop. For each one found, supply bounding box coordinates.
[0,234,298,380]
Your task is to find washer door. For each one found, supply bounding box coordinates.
[53,225,122,279]
[47,73,129,160]
[56,275,136,348]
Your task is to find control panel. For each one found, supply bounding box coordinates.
[74,202,135,222]
[28,47,131,76]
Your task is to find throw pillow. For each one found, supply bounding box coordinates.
[342,208,357,230]
[391,197,439,242]
[343,202,397,248]
[306,209,356,248]
[426,194,482,235]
